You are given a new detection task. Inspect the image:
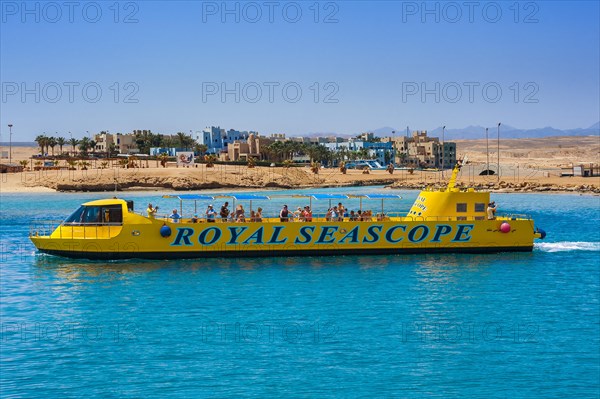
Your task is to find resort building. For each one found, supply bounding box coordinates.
[325,139,395,166]
[225,133,261,161]
[382,131,456,169]
[94,132,139,154]
[196,126,257,154]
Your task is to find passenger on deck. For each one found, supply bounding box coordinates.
[191,214,199,223]
[235,205,246,222]
[337,203,345,221]
[250,210,256,222]
[325,208,332,221]
[169,209,181,223]
[487,201,497,220]
[255,207,263,222]
[357,210,363,221]
[331,206,339,221]
[147,203,158,218]
[303,206,312,222]
[293,207,304,221]
[220,202,230,222]
[349,210,357,221]
[280,205,290,222]
[206,205,216,223]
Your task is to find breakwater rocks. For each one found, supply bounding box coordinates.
[28,173,313,192]
[388,180,600,194]
[16,167,599,194]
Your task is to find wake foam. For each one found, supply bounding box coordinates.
[535,242,600,252]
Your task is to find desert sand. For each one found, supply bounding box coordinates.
[1,136,598,194]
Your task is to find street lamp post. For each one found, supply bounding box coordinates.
[485,127,489,174]
[8,124,13,164]
[442,126,446,178]
[497,122,501,182]
[406,126,410,167]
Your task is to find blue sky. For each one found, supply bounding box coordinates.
[1,1,599,140]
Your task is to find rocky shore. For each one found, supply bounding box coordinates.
[3,166,597,195]
[387,180,600,194]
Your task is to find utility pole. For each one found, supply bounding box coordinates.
[8,124,13,164]
[497,122,501,182]
[485,127,489,174]
[406,126,410,167]
[442,126,446,178]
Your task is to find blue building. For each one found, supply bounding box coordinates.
[196,126,255,154]
[325,140,395,166]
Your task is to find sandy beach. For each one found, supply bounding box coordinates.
[1,136,598,194]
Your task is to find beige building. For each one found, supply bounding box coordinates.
[383,130,456,169]
[224,133,261,161]
[95,133,139,154]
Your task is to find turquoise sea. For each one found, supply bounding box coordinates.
[1,187,599,398]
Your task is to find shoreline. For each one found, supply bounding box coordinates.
[1,169,598,196]
[2,136,598,195]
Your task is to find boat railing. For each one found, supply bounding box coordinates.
[154,211,533,224]
[497,213,532,221]
[30,220,123,239]
[29,220,63,237]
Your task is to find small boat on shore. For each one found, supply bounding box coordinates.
[29,162,546,260]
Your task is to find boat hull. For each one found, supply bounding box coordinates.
[31,218,537,260]
[34,245,533,260]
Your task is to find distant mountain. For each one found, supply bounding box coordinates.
[368,123,600,140]
[371,127,397,136]
[304,131,354,138]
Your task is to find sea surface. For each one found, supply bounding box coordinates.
[1,187,599,398]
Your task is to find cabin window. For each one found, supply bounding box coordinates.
[456,203,467,212]
[63,205,123,225]
[474,203,486,212]
[64,206,85,224]
[457,216,467,221]
[81,207,102,223]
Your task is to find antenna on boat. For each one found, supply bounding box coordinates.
[446,155,467,191]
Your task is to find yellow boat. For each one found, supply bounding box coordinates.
[30,162,546,260]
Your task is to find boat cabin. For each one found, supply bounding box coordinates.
[63,199,132,225]
[407,188,491,221]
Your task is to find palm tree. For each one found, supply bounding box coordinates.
[305,144,330,165]
[204,154,216,168]
[176,132,194,150]
[158,153,169,167]
[56,137,66,155]
[195,143,208,156]
[19,160,29,170]
[161,136,175,148]
[47,137,57,156]
[78,137,91,155]
[134,130,163,154]
[68,138,79,154]
[267,141,286,162]
[35,135,48,154]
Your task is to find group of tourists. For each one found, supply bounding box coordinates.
[278,205,313,222]
[147,201,380,223]
[217,201,263,223]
